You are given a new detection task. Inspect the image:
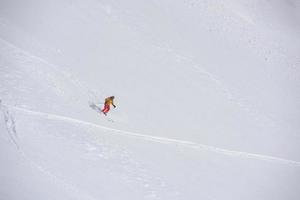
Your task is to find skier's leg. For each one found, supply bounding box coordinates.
[105,105,110,114]
[101,104,108,112]
[102,104,110,115]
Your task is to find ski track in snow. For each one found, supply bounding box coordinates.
[4,103,300,168]
[0,35,274,130]
[0,102,170,199]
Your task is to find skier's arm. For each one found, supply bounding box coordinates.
[112,101,116,108]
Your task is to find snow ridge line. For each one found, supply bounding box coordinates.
[7,105,300,167]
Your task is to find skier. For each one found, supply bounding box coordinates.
[101,96,116,115]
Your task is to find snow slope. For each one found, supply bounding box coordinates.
[0,0,300,199]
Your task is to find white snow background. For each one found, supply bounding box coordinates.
[0,0,300,199]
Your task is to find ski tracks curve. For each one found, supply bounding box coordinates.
[3,103,300,168]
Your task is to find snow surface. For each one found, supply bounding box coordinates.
[0,0,300,199]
